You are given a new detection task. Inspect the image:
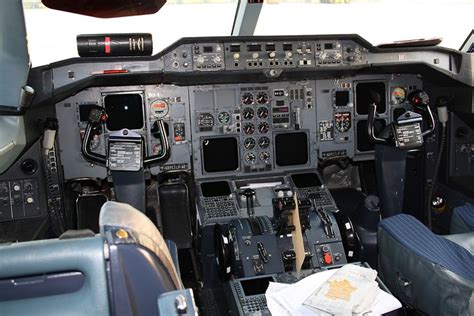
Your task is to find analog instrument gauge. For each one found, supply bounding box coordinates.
[150,99,169,119]
[256,91,269,104]
[391,87,406,105]
[241,92,254,105]
[218,111,230,124]
[258,136,270,149]
[245,152,257,164]
[244,137,256,150]
[257,107,269,119]
[242,107,255,120]
[334,112,351,133]
[259,151,270,163]
[197,113,215,128]
[258,122,270,134]
[243,123,255,135]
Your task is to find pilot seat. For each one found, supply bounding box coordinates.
[0,201,194,315]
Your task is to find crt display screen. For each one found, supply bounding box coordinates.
[200,181,231,197]
[241,277,273,296]
[275,132,308,167]
[104,93,144,131]
[335,91,350,107]
[291,173,322,188]
[202,137,239,173]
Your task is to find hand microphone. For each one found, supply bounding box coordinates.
[436,97,449,127]
[43,118,58,153]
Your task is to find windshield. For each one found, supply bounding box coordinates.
[23,0,473,67]
[255,0,473,50]
[23,0,238,66]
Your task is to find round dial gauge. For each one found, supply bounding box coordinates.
[259,151,270,163]
[256,91,269,104]
[241,92,254,105]
[218,111,230,124]
[245,152,257,164]
[244,137,256,150]
[391,87,406,105]
[243,123,255,135]
[258,122,270,134]
[242,107,255,120]
[257,107,269,119]
[150,99,169,119]
[258,136,270,149]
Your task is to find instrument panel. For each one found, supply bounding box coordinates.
[56,72,421,180]
[165,38,369,73]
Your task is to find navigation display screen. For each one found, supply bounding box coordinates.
[104,93,144,131]
[202,137,239,173]
[275,132,308,166]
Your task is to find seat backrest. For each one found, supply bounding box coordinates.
[451,204,474,234]
[0,235,109,315]
[99,201,183,315]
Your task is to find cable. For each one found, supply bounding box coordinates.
[426,124,446,230]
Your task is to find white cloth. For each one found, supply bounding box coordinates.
[265,265,401,315]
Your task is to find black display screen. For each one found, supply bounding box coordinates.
[291,173,322,188]
[202,137,239,173]
[104,93,144,131]
[200,181,231,197]
[241,277,273,296]
[355,82,386,115]
[335,91,350,107]
[275,132,308,166]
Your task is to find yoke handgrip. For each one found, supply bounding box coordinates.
[367,103,388,144]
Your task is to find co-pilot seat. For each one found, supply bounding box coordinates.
[378,214,474,316]
[0,201,185,316]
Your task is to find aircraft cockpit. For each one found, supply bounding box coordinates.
[0,0,473,315]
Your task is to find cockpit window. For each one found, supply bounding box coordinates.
[22,0,238,66]
[255,0,473,50]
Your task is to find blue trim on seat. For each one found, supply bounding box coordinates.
[453,205,474,231]
[379,214,474,282]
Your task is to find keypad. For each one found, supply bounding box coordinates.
[203,196,238,219]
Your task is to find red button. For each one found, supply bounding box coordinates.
[323,253,332,265]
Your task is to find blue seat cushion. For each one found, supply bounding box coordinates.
[452,204,474,233]
[379,214,474,282]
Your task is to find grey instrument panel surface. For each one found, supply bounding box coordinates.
[56,74,420,180]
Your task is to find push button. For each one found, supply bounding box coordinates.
[323,252,333,265]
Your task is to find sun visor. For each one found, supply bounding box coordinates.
[42,0,167,18]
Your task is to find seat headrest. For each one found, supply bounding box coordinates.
[99,201,182,289]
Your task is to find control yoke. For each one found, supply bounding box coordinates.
[81,107,171,166]
[367,90,436,147]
